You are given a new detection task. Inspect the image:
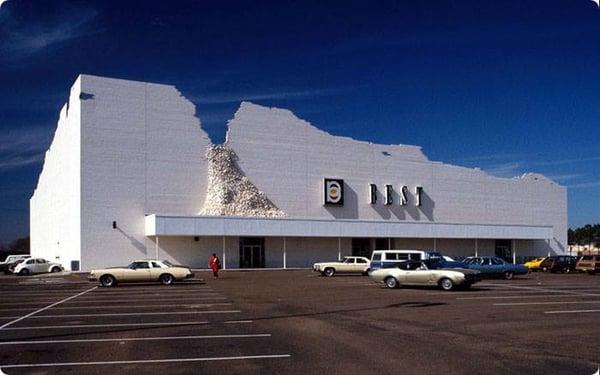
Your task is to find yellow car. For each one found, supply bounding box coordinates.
[524,257,546,271]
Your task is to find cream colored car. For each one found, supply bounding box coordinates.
[313,256,371,277]
[89,260,194,287]
[369,260,481,291]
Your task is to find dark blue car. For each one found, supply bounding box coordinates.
[463,256,528,280]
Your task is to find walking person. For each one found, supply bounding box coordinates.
[208,253,220,279]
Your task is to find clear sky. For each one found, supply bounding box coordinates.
[0,0,599,242]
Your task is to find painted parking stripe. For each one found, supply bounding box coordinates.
[0,287,98,330]
[1,321,211,330]
[544,309,600,314]
[0,310,241,319]
[458,294,600,300]
[225,320,253,324]
[0,354,291,369]
[0,297,227,306]
[0,303,233,312]
[0,334,271,346]
[495,300,600,306]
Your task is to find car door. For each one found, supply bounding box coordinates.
[123,261,152,281]
[490,257,506,275]
[341,258,355,272]
[402,262,431,285]
[34,259,47,273]
[23,258,36,272]
[355,258,368,272]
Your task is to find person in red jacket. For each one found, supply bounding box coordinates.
[208,253,220,279]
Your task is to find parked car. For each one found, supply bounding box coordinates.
[13,258,63,276]
[0,254,31,274]
[369,260,481,291]
[370,250,457,271]
[424,257,468,270]
[463,256,528,280]
[523,257,547,271]
[539,256,577,273]
[313,256,370,277]
[89,259,194,287]
[576,255,600,274]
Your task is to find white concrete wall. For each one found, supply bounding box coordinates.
[152,236,238,270]
[226,102,567,256]
[30,78,82,270]
[78,75,212,270]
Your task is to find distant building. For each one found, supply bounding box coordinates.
[30,75,567,271]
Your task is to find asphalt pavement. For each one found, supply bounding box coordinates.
[0,270,598,374]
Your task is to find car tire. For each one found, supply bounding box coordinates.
[504,271,514,280]
[100,274,116,287]
[323,268,335,277]
[18,268,30,276]
[439,278,455,291]
[563,267,570,274]
[159,273,175,285]
[50,266,61,273]
[541,266,548,272]
[384,276,399,289]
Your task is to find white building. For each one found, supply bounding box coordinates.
[30,75,567,271]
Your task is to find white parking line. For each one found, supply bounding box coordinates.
[457,294,600,300]
[0,303,233,312]
[0,297,228,306]
[0,310,242,319]
[1,321,211,330]
[544,309,600,314]
[0,354,291,369]
[225,320,253,324]
[494,300,600,306]
[0,334,271,345]
[0,287,98,330]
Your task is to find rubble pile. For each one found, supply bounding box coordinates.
[199,145,285,217]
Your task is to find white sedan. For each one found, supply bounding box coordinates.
[89,260,194,287]
[313,256,371,277]
[13,258,63,276]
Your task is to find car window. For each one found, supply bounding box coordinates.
[356,258,367,264]
[372,253,381,261]
[582,256,593,261]
[409,253,422,260]
[151,261,163,268]
[131,261,149,269]
[491,258,504,265]
[26,259,34,264]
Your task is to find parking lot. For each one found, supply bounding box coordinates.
[0,270,599,374]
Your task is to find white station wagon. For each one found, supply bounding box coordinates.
[313,256,371,277]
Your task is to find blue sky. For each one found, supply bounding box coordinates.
[0,0,599,242]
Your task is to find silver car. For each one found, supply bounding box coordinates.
[369,260,481,291]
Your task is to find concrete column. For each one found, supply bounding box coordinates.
[338,238,342,261]
[388,237,391,250]
[512,239,517,264]
[433,238,437,251]
[155,236,159,260]
[283,237,287,269]
[222,236,227,270]
[475,239,478,257]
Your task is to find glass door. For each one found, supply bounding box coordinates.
[239,238,265,268]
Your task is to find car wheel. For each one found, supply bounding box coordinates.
[100,274,116,287]
[384,276,399,289]
[323,268,335,277]
[563,267,570,274]
[541,266,548,272]
[18,268,30,276]
[504,271,514,280]
[51,266,61,273]
[160,273,175,285]
[439,278,454,291]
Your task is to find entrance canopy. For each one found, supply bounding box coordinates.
[145,215,553,240]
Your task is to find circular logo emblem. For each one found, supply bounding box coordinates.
[326,180,342,204]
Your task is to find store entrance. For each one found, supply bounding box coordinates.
[352,238,372,259]
[495,239,512,262]
[239,237,265,268]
